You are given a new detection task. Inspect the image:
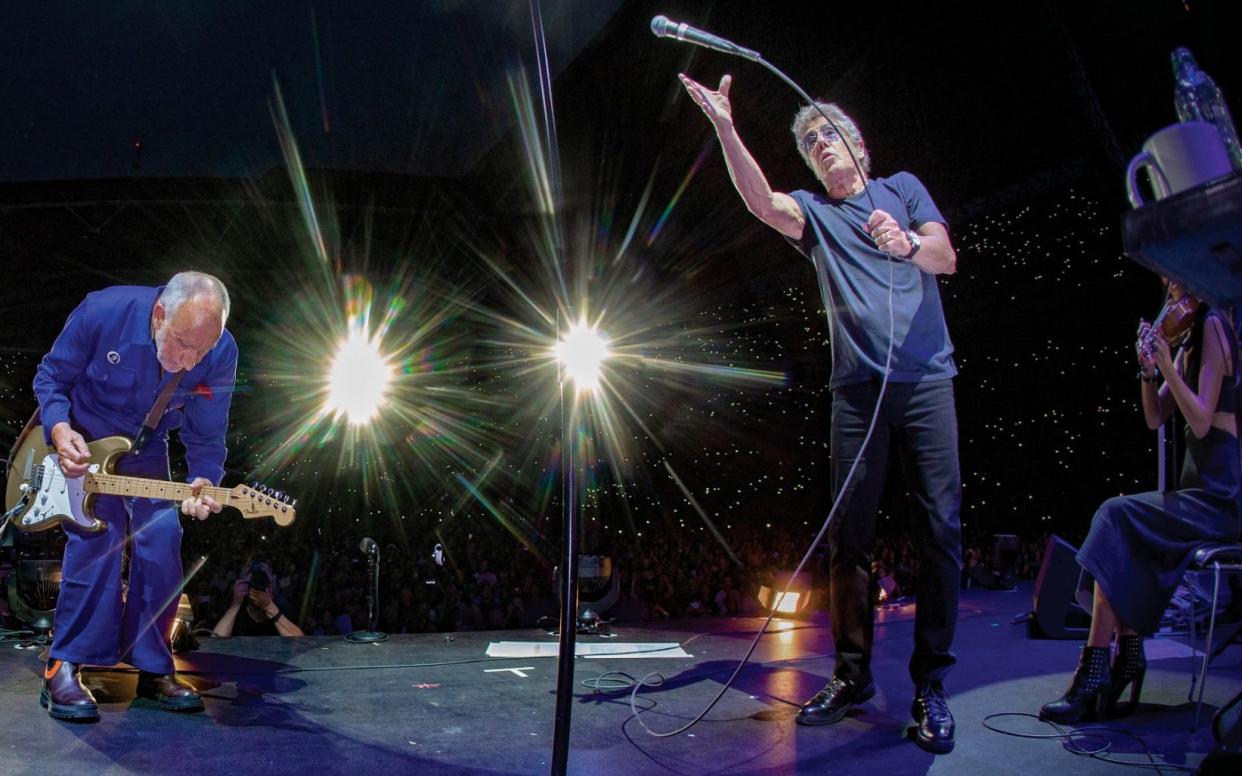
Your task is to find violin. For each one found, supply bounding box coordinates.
[1139,286,1204,358]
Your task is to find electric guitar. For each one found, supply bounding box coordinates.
[4,425,296,533]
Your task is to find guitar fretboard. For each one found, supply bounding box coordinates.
[83,472,232,504]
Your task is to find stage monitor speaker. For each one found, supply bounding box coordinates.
[1029,534,1091,640]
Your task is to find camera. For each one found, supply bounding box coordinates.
[249,569,271,591]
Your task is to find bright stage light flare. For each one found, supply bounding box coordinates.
[326,329,394,425]
[556,322,610,390]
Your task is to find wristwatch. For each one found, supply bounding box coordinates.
[901,229,922,260]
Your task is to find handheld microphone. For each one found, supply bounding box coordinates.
[650,15,760,61]
[359,537,378,555]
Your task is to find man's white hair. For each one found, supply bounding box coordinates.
[791,101,871,177]
[159,271,230,325]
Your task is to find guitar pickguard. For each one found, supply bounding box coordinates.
[17,455,106,532]
[5,431,131,533]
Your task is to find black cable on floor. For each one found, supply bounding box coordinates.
[583,606,985,696]
[982,712,1198,774]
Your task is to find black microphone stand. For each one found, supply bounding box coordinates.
[518,2,579,773]
[551,367,580,775]
[346,545,388,643]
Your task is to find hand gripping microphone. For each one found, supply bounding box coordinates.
[650,15,761,61]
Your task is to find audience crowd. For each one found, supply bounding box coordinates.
[175,512,1052,638]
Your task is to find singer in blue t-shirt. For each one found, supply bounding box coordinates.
[680,72,962,755]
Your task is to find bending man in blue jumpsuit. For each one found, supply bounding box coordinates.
[34,271,237,721]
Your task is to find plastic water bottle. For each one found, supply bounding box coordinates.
[1172,47,1242,170]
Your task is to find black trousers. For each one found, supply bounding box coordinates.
[828,378,963,685]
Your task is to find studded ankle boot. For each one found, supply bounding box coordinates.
[1104,635,1147,718]
[1039,645,1112,724]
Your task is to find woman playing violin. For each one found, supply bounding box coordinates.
[1040,280,1242,723]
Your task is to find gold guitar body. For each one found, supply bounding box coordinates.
[5,430,132,532]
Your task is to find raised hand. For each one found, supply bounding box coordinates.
[249,586,275,613]
[679,73,734,129]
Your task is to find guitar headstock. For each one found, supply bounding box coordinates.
[228,482,297,526]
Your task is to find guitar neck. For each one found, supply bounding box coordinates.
[84,472,231,505]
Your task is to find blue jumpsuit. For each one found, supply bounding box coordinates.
[34,285,237,673]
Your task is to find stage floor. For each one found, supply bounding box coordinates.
[1,583,1238,775]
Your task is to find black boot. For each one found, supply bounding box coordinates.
[1040,645,1112,724]
[136,671,205,712]
[39,659,99,722]
[911,682,955,754]
[1104,635,1146,718]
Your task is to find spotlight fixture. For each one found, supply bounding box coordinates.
[325,329,394,424]
[757,570,813,616]
[555,321,609,391]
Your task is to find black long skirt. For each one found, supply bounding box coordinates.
[1078,426,1242,636]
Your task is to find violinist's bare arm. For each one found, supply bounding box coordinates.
[1158,316,1230,438]
[1210,315,1238,436]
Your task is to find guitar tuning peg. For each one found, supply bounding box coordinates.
[290,498,298,508]
[258,484,268,494]
[251,480,259,490]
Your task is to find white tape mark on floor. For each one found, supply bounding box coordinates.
[485,642,691,659]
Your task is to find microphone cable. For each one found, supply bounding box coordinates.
[628,255,894,739]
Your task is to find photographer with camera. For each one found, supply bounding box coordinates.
[211,562,303,637]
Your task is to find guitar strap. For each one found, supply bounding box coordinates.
[130,370,185,456]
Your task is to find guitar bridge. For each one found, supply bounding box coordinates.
[29,461,45,492]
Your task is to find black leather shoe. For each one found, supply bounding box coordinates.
[40,659,99,722]
[796,675,876,726]
[911,682,954,754]
[136,671,205,712]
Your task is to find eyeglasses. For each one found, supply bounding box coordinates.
[800,124,842,152]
